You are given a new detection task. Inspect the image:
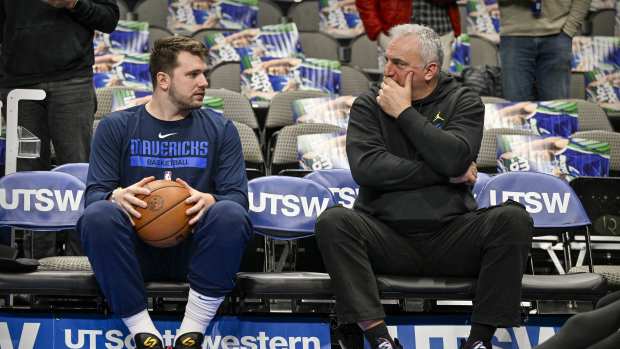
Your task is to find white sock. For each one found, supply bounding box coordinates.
[122,309,162,341]
[175,288,224,342]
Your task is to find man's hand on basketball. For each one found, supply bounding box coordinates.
[110,176,155,225]
[377,72,412,119]
[449,162,478,185]
[176,178,216,225]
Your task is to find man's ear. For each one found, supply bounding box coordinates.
[424,62,439,82]
[157,72,170,91]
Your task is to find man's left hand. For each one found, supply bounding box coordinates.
[449,162,478,185]
[377,72,412,119]
[45,0,78,9]
[176,178,216,226]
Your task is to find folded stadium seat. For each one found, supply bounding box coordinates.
[94,86,145,119]
[205,88,259,130]
[572,130,620,177]
[477,171,596,274]
[475,128,537,173]
[340,65,371,96]
[247,175,336,273]
[587,9,617,36]
[51,163,89,184]
[190,28,227,43]
[299,31,340,61]
[269,123,343,175]
[208,61,241,92]
[287,0,319,32]
[560,99,614,132]
[570,72,586,100]
[148,26,174,49]
[480,96,509,104]
[258,0,284,27]
[568,176,620,290]
[349,34,380,78]
[265,90,328,130]
[469,35,499,67]
[134,0,168,29]
[117,0,130,21]
[231,120,266,179]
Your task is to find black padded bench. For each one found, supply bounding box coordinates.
[0,257,608,306]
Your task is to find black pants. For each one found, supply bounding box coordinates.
[316,202,533,326]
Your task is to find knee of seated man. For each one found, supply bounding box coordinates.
[199,200,250,235]
[79,201,128,241]
[315,206,356,242]
[491,203,534,243]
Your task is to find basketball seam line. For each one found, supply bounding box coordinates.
[140,199,189,241]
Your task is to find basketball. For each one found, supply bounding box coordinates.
[133,180,192,248]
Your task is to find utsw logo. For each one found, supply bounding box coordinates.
[248,192,332,217]
[487,189,570,214]
[0,189,83,212]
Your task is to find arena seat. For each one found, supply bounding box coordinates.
[51,163,89,184]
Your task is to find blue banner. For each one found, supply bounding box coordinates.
[364,315,568,349]
[0,314,330,349]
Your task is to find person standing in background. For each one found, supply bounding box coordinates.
[356,0,461,71]
[0,0,119,257]
[498,0,591,101]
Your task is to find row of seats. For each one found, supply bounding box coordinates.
[0,170,615,314]
[94,87,620,177]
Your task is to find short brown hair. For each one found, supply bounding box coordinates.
[149,36,208,87]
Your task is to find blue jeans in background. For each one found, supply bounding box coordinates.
[500,32,573,102]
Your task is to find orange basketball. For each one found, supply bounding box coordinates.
[133,180,192,248]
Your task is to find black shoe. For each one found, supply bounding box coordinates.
[459,339,490,349]
[174,332,204,349]
[376,337,403,349]
[134,333,164,349]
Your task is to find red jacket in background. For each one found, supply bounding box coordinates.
[355,0,461,41]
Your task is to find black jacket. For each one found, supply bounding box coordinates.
[347,72,485,234]
[0,0,119,87]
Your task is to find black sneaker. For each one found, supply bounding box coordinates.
[174,332,204,349]
[376,337,404,349]
[134,333,164,349]
[459,339,490,349]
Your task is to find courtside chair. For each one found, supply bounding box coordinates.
[560,99,614,132]
[258,0,284,27]
[148,26,174,49]
[208,61,241,92]
[51,163,89,185]
[340,65,371,96]
[247,175,336,272]
[469,35,499,67]
[206,88,259,130]
[480,96,509,104]
[476,171,595,275]
[572,130,620,176]
[588,10,617,36]
[475,128,537,173]
[349,34,379,71]
[287,0,320,31]
[269,123,343,175]
[568,176,620,290]
[299,31,340,61]
[231,121,266,179]
[265,90,328,130]
[134,0,168,28]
